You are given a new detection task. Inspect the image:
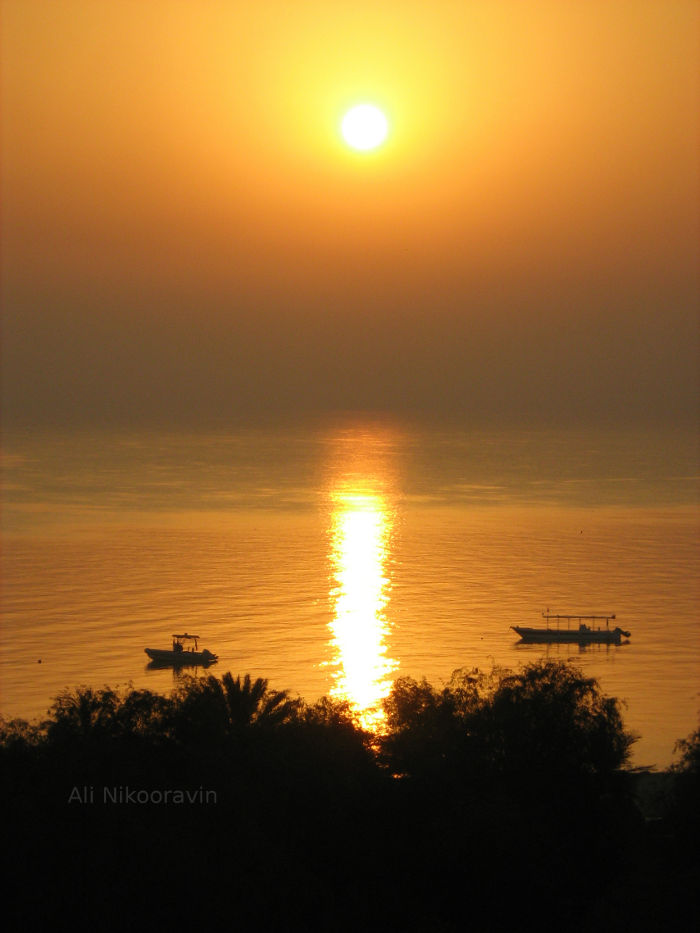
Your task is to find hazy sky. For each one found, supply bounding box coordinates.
[2,0,698,428]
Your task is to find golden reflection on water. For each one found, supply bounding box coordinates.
[326,429,400,731]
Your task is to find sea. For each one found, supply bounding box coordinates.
[1,418,698,769]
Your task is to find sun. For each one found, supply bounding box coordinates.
[341,104,389,152]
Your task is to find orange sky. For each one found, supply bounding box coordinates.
[2,0,698,426]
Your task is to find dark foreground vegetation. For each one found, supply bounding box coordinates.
[2,660,698,931]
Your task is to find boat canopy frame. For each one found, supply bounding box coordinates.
[172,633,201,650]
[542,613,616,631]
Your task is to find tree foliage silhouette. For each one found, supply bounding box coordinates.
[668,721,700,849]
[381,660,636,803]
[2,665,698,930]
[169,672,300,747]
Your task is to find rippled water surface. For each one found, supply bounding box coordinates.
[2,421,698,767]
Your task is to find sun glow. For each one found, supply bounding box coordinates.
[340,103,389,151]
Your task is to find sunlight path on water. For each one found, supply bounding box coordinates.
[325,426,401,731]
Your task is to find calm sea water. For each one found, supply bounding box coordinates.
[1,420,698,767]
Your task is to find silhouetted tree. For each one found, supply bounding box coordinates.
[0,716,43,797]
[283,695,377,789]
[113,686,171,738]
[672,723,700,776]
[469,660,634,793]
[668,722,700,848]
[379,660,640,925]
[166,672,301,754]
[0,715,40,749]
[44,685,121,742]
[380,674,468,785]
[1,665,649,931]
[382,660,634,792]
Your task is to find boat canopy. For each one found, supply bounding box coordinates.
[542,613,616,628]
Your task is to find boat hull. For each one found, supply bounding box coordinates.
[144,648,218,666]
[512,626,630,644]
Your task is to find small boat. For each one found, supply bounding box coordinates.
[145,633,218,667]
[512,613,631,645]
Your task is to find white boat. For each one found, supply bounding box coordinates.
[512,613,631,645]
[145,633,218,666]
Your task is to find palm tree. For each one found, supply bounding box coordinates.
[172,672,300,744]
[218,672,299,731]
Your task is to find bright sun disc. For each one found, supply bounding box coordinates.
[341,104,389,151]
